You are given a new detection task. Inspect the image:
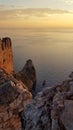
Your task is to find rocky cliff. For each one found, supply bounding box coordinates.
[0,37,36,90]
[0,38,13,74]
[0,37,73,130]
[0,69,32,130]
[21,75,73,130]
[0,37,36,130]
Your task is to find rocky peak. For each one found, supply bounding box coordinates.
[0,37,13,74]
[16,59,36,91]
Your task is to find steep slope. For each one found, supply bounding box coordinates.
[21,77,73,130]
[0,69,32,130]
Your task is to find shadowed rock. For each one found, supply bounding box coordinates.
[21,78,73,130]
[16,59,36,91]
[0,69,32,130]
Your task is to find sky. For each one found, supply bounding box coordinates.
[0,0,73,28]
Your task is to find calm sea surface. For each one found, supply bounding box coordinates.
[0,28,73,92]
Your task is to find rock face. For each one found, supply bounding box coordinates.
[0,37,36,130]
[21,77,73,130]
[0,38,13,74]
[16,59,36,91]
[0,37,36,91]
[0,69,32,130]
[0,37,73,130]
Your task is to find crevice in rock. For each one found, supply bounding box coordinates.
[47,96,56,130]
[58,118,67,130]
[48,104,52,130]
[19,111,27,130]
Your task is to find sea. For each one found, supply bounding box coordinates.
[0,28,73,92]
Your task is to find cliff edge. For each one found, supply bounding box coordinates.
[0,37,36,130]
[21,76,73,130]
[0,69,32,130]
[0,37,36,90]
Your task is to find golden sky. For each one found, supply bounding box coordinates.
[0,8,73,28]
[0,0,73,28]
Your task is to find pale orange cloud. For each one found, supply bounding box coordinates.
[0,8,73,28]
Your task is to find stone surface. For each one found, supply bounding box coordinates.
[21,79,73,130]
[0,37,36,130]
[0,38,13,74]
[0,37,36,91]
[0,69,32,130]
[0,37,73,130]
[16,59,36,91]
[60,100,73,130]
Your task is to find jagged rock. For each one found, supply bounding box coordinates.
[0,37,36,91]
[60,100,73,130]
[56,80,70,92]
[16,59,36,91]
[0,69,32,130]
[0,37,73,130]
[21,87,55,130]
[0,37,36,129]
[69,72,73,80]
[21,79,73,130]
[0,37,13,74]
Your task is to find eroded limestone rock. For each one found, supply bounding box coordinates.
[0,37,13,74]
[16,59,36,91]
[0,69,32,130]
[21,79,73,130]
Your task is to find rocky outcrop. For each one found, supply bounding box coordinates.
[21,75,73,130]
[0,37,73,130]
[0,38,13,74]
[0,69,32,130]
[0,37,36,130]
[16,59,36,91]
[0,37,36,91]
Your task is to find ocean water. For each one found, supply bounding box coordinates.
[0,28,73,92]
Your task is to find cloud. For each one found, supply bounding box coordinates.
[64,0,73,5]
[0,4,13,10]
[0,8,71,20]
[0,8,73,28]
[0,7,73,28]
[0,4,22,10]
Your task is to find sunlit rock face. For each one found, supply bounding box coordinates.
[16,59,36,91]
[0,37,36,91]
[21,77,73,130]
[0,38,13,74]
[0,37,36,129]
[0,69,32,130]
